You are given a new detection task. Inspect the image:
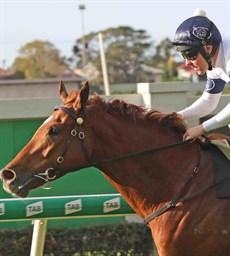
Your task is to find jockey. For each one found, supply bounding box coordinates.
[172,9,230,140]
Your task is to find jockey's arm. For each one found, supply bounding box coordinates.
[203,103,230,132]
[178,78,226,120]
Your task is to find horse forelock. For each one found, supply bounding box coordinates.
[63,90,80,106]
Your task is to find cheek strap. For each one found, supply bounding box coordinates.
[199,46,213,71]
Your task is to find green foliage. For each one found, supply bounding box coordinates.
[13,40,68,79]
[10,26,179,83]
[74,26,158,84]
[0,222,154,256]
[73,26,179,84]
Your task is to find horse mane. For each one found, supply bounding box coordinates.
[207,133,230,141]
[65,91,230,141]
[87,93,187,134]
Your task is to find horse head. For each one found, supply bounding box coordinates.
[0,81,91,197]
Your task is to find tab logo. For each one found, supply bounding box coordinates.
[103,198,120,213]
[65,199,82,215]
[0,203,5,216]
[26,201,43,217]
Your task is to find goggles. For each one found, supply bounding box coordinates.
[181,47,199,61]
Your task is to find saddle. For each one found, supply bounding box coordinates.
[209,140,230,198]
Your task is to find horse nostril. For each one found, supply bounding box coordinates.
[1,168,16,181]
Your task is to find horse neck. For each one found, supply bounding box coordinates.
[90,113,198,219]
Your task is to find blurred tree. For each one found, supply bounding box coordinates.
[13,40,68,79]
[72,26,154,84]
[151,37,177,80]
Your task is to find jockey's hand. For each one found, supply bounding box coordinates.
[183,124,205,141]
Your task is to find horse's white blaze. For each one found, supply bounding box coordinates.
[41,115,53,127]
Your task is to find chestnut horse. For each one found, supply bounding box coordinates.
[1,82,230,256]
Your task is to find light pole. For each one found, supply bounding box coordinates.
[78,4,86,67]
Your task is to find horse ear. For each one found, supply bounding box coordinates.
[74,81,90,110]
[59,81,68,101]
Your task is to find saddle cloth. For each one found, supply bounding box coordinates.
[209,140,230,198]
[211,139,230,160]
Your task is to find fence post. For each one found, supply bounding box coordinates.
[30,219,48,256]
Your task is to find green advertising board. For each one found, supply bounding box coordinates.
[0,194,135,221]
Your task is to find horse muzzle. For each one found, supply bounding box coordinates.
[0,168,16,182]
[0,168,17,194]
[0,168,30,198]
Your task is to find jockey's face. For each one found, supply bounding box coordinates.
[182,45,215,75]
[184,51,209,75]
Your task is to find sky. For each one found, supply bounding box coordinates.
[0,0,230,69]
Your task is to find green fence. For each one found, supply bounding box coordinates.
[0,194,135,221]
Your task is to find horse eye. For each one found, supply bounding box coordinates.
[48,126,59,136]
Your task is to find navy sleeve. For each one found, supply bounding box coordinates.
[205,78,226,94]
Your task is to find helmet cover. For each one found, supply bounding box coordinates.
[173,14,222,47]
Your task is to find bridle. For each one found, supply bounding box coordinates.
[17,105,90,192]
[36,106,89,181]
[16,105,225,224]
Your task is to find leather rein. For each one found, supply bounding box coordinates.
[16,105,221,224]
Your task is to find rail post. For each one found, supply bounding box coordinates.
[30,219,48,256]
